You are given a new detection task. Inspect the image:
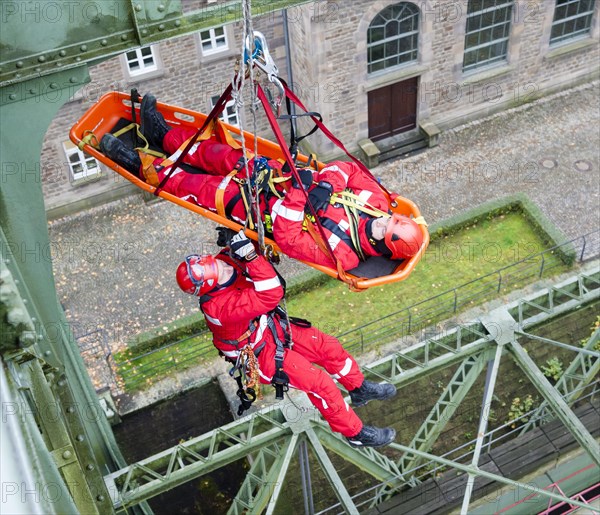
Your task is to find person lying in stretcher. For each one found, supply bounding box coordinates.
[100,94,423,271]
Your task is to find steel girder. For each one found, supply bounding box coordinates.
[101,270,600,513]
[0,0,315,92]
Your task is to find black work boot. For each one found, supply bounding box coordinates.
[349,380,397,407]
[346,425,396,448]
[140,93,171,147]
[100,134,142,177]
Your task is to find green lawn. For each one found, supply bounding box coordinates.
[114,212,568,391]
[285,212,562,331]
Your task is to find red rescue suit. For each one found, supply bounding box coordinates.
[200,252,364,437]
[155,128,391,270]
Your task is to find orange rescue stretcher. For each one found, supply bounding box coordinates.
[70,91,429,291]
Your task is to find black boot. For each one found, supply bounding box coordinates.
[346,425,396,448]
[100,134,142,176]
[349,380,397,407]
[140,94,171,147]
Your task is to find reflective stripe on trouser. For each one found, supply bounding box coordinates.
[257,324,364,437]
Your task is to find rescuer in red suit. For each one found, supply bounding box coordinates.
[100,94,423,270]
[175,230,397,447]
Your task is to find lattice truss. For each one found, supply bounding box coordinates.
[104,271,600,514]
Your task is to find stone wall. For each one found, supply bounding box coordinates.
[42,0,599,215]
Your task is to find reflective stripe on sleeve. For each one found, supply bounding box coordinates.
[254,276,281,292]
[358,190,373,204]
[204,313,222,326]
[320,164,349,184]
[273,202,305,222]
[328,233,341,250]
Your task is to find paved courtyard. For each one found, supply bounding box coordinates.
[48,82,600,359]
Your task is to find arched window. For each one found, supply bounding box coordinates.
[367,3,420,74]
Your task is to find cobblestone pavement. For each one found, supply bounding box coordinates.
[48,82,600,361]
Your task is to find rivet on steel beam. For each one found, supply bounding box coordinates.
[16,61,23,68]
[9,94,16,100]
[67,407,75,413]
[134,4,142,12]
[141,29,148,36]
[175,20,181,27]
[62,450,72,459]
[58,379,66,386]
[158,24,165,31]
[97,495,105,502]
[49,83,58,89]
[38,56,46,63]
[75,57,81,62]
[69,77,77,83]
[14,73,21,79]
[44,350,51,356]
[80,45,88,52]
[59,50,66,57]
[121,34,128,41]
[29,89,36,95]
[86,464,95,471]
[101,39,108,46]
[34,67,41,72]
[158,4,165,11]
[76,434,85,442]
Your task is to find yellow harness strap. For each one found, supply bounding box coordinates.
[79,130,100,151]
[330,190,390,218]
[138,152,160,187]
[215,170,239,218]
[112,123,166,159]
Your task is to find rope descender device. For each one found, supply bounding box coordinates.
[244,31,285,115]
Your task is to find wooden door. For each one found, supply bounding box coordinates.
[368,76,418,141]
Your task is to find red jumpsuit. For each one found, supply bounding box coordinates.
[200,252,365,437]
[155,128,391,270]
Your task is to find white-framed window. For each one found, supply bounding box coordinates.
[550,0,596,45]
[367,3,420,74]
[463,0,514,72]
[63,141,101,181]
[199,27,228,56]
[211,95,239,127]
[124,45,159,76]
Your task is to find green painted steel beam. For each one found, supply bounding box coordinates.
[461,342,504,514]
[264,434,299,515]
[0,0,315,89]
[228,437,297,515]
[511,271,600,329]
[387,443,595,512]
[305,428,359,515]
[106,410,291,509]
[519,327,600,433]
[362,323,493,386]
[313,425,404,486]
[26,359,100,514]
[397,350,492,476]
[508,339,600,467]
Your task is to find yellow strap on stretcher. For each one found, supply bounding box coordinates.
[215,170,239,219]
[330,190,390,218]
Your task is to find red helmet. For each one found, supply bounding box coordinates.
[384,214,423,260]
[176,254,219,296]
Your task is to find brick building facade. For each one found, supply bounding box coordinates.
[42,0,599,218]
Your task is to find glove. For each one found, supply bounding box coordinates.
[230,230,257,261]
[291,169,314,190]
[216,226,237,248]
[307,181,333,212]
